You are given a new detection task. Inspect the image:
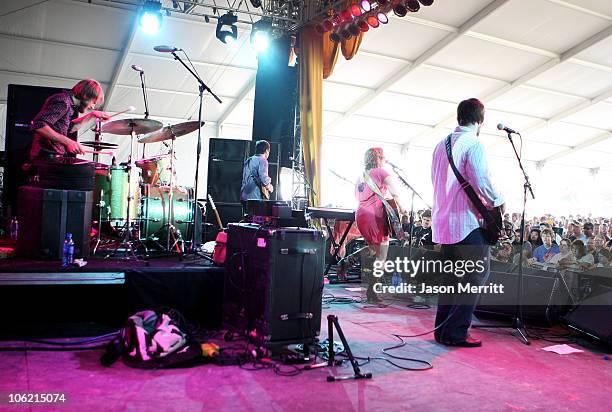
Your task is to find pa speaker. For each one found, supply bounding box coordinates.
[475,268,571,325]
[4,84,67,215]
[563,284,612,346]
[224,223,325,347]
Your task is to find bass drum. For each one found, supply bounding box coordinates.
[141,186,194,241]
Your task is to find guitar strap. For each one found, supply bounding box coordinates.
[444,134,495,226]
[362,171,400,223]
[246,156,264,188]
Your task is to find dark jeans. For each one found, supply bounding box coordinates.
[434,228,491,343]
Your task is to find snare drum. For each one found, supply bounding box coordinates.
[136,154,173,186]
[141,186,194,240]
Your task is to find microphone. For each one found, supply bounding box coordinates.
[154,45,180,53]
[497,123,519,135]
[131,64,144,73]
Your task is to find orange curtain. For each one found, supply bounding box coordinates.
[299,26,323,207]
[341,33,363,60]
[322,32,340,79]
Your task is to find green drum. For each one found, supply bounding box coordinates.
[92,165,139,224]
[141,187,194,240]
[92,165,110,221]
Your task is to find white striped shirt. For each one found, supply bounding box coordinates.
[431,124,504,244]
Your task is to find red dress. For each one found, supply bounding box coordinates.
[355,167,390,245]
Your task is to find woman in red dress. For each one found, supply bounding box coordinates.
[355,148,405,301]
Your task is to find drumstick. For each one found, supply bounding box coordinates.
[83,150,115,156]
[71,106,137,132]
[107,106,137,118]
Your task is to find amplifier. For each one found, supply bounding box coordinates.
[224,223,325,347]
[17,186,92,259]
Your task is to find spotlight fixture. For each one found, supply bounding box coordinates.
[419,0,434,5]
[406,0,421,12]
[350,4,363,17]
[393,2,408,17]
[139,1,163,34]
[360,0,372,12]
[250,19,272,54]
[348,22,361,36]
[330,31,341,42]
[366,15,380,28]
[216,12,238,44]
[359,20,370,32]
[377,12,389,24]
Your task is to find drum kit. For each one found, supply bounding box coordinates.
[84,114,205,258]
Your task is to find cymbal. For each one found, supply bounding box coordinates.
[101,118,162,135]
[138,121,205,144]
[81,141,118,149]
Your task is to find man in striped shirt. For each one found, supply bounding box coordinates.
[431,98,505,347]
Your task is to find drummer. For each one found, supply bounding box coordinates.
[29,79,111,161]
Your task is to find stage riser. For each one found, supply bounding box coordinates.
[0,268,224,338]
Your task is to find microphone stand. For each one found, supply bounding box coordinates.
[168,50,222,255]
[473,131,534,345]
[138,70,150,159]
[388,164,431,261]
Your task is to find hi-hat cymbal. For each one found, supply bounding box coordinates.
[81,141,118,149]
[101,118,162,135]
[138,121,205,144]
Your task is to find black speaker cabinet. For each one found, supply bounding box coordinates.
[475,268,571,325]
[563,284,612,346]
[17,186,92,259]
[4,84,67,216]
[224,223,325,347]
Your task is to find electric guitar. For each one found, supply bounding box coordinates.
[208,194,227,266]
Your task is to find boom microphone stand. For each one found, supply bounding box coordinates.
[473,130,534,345]
[167,49,222,253]
[387,162,431,260]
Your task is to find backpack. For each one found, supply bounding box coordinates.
[102,310,203,369]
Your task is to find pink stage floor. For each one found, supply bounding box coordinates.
[1,285,611,412]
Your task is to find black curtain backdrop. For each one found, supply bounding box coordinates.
[252,35,298,169]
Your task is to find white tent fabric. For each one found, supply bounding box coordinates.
[1,0,611,215]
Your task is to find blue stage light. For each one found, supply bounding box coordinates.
[139,1,162,34]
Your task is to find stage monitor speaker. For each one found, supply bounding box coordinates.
[209,138,250,162]
[563,284,612,346]
[224,223,325,347]
[4,84,67,216]
[475,269,571,325]
[252,35,297,168]
[17,186,92,259]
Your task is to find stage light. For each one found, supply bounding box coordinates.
[366,15,380,28]
[322,18,334,32]
[139,1,162,35]
[378,0,389,5]
[348,23,361,36]
[216,12,238,45]
[339,26,352,40]
[360,0,372,12]
[406,0,421,12]
[250,20,272,54]
[377,12,389,24]
[393,2,408,17]
[419,0,434,5]
[330,31,341,42]
[359,20,370,32]
[340,9,353,22]
[350,4,363,17]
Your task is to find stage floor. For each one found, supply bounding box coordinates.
[1,285,610,412]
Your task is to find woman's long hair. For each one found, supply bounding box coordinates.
[364,147,384,171]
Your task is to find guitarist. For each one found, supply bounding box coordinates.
[355,147,406,303]
[431,98,505,347]
[240,140,274,211]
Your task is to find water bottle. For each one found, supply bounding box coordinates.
[392,271,401,287]
[62,233,74,267]
[10,217,18,240]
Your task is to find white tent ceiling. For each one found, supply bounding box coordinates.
[1,0,612,214]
